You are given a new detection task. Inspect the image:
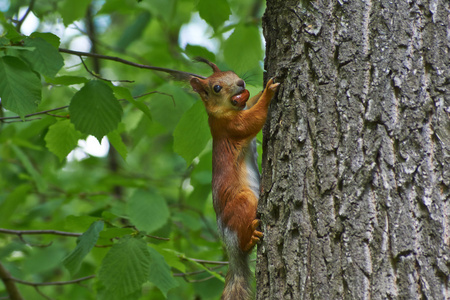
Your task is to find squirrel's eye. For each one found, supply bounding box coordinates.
[213,85,222,93]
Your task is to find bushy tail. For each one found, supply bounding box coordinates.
[221,250,252,300]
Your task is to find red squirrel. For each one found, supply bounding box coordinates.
[190,59,280,300]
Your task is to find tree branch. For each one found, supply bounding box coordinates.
[0,227,168,243]
[0,91,171,123]
[16,0,36,32]
[11,275,96,287]
[79,56,134,83]
[0,106,69,121]
[0,228,81,237]
[183,274,217,283]
[58,48,206,80]
[173,265,225,277]
[173,265,226,284]
[178,255,229,265]
[0,262,24,300]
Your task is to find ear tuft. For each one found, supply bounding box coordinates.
[194,57,221,73]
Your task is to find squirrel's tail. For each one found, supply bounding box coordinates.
[221,247,252,300]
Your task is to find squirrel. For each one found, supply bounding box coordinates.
[189,58,280,300]
[138,57,279,299]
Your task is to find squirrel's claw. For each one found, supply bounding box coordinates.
[242,219,264,252]
[265,77,280,93]
[258,78,279,103]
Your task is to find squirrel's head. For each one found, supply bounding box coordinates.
[190,58,250,115]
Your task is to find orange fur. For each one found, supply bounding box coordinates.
[208,83,276,251]
[190,60,279,299]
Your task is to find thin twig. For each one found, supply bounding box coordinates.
[33,286,52,300]
[0,91,172,123]
[0,228,82,237]
[58,48,205,80]
[123,226,170,241]
[93,244,114,248]
[145,234,170,241]
[0,228,142,248]
[183,257,229,265]
[185,274,217,283]
[0,106,69,121]
[11,275,96,287]
[80,56,134,83]
[139,91,176,107]
[173,265,225,277]
[1,117,43,123]
[16,0,36,32]
[45,113,69,118]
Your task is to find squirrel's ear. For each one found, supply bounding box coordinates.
[190,78,205,94]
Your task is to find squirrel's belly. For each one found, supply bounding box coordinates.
[244,138,260,198]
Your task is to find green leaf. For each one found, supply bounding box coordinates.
[24,245,66,274]
[172,211,202,231]
[148,246,179,297]
[223,24,263,74]
[0,242,25,260]
[107,129,127,160]
[141,0,175,23]
[0,185,31,227]
[98,288,141,300]
[59,0,92,26]
[99,0,138,14]
[151,245,186,273]
[0,37,8,46]
[0,14,21,41]
[113,86,152,121]
[0,56,41,118]
[184,44,215,62]
[198,0,231,30]
[193,275,224,299]
[63,221,104,275]
[147,83,196,131]
[127,189,170,233]
[45,75,89,85]
[99,228,134,241]
[45,119,82,161]
[69,80,123,141]
[173,100,210,163]
[98,236,151,298]
[30,32,61,48]
[64,215,100,232]
[11,145,47,193]
[116,11,151,51]
[1,45,35,51]
[20,37,64,78]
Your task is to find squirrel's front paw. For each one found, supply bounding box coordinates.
[266,77,280,93]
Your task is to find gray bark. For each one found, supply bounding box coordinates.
[258,0,450,299]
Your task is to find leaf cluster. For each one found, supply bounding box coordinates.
[0,0,265,299]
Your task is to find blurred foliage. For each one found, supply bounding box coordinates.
[0,0,265,299]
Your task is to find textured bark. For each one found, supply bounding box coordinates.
[258,0,450,299]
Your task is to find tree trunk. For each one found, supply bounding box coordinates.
[258,0,450,299]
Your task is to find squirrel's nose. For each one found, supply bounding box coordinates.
[237,79,245,88]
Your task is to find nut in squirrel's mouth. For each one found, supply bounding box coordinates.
[231,89,250,109]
